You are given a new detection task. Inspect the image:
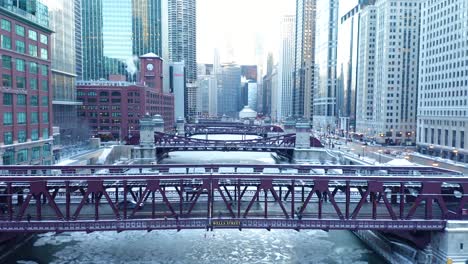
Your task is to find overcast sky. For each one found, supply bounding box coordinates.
[197,0,295,65]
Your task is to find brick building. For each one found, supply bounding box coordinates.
[0,3,54,165]
[77,53,174,140]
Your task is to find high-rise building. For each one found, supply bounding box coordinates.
[293,0,316,120]
[355,4,377,138]
[313,0,338,131]
[269,65,279,122]
[74,0,82,80]
[261,53,274,116]
[42,0,84,146]
[170,61,185,121]
[1,1,54,165]
[278,14,295,121]
[168,0,196,83]
[81,0,163,81]
[217,63,241,118]
[417,0,468,162]
[336,0,360,135]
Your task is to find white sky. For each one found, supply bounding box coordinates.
[197,0,296,65]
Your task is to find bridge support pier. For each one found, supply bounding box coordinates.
[292,120,327,163]
[429,221,468,263]
[132,115,164,164]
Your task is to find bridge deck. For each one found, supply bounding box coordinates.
[0,164,465,232]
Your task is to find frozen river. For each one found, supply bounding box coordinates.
[6,135,385,263]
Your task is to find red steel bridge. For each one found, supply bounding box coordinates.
[0,164,466,233]
[126,132,323,155]
[184,122,284,136]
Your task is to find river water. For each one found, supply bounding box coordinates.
[6,135,385,264]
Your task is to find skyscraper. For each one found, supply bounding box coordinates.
[417,0,468,162]
[355,4,377,138]
[42,0,83,146]
[81,0,163,81]
[278,14,295,121]
[168,0,196,83]
[313,0,338,131]
[293,0,316,120]
[217,63,241,118]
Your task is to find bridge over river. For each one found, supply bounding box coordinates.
[0,164,466,233]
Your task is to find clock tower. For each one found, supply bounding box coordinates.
[139,52,163,93]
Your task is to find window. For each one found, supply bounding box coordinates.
[30,78,37,90]
[16,76,25,89]
[1,34,11,49]
[100,91,109,96]
[18,130,26,143]
[15,59,25,71]
[31,129,39,141]
[2,74,11,87]
[28,44,37,56]
[31,112,38,123]
[17,112,26,124]
[41,79,48,91]
[41,96,48,106]
[30,95,38,106]
[29,62,38,74]
[1,19,11,31]
[2,55,11,69]
[28,30,37,40]
[3,93,12,105]
[17,149,28,162]
[15,40,25,53]
[40,48,48,60]
[42,112,49,123]
[40,65,48,76]
[17,94,26,105]
[2,150,14,165]
[3,112,12,125]
[3,132,12,145]
[15,25,24,36]
[42,128,49,139]
[32,147,40,160]
[40,34,47,44]
[43,144,50,156]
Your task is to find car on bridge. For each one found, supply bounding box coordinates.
[117,200,144,210]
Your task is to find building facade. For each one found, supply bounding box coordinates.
[42,0,84,146]
[81,0,163,81]
[336,0,360,135]
[373,0,420,145]
[0,2,54,165]
[278,15,295,122]
[170,61,185,121]
[355,4,377,139]
[417,0,468,162]
[313,0,338,132]
[77,55,174,139]
[293,0,316,120]
[217,63,241,118]
[168,0,196,83]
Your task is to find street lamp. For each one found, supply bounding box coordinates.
[362,146,366,157]
[453,149,458,162]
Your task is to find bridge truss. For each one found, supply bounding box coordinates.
[0,164,465,233]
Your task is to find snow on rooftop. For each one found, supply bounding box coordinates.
[385,158,415,166]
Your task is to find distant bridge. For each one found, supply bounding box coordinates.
[184,122,284,136]
[126,132,323,156]
[0,164,465,233]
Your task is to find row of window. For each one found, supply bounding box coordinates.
[2,74,48,90]
[2,55,48,75]
[2,145,51,165]
[0,34,48,59]
[2,112,49,125]
[1,18,48,44]
[3,93,48,106]
[3,128,49,145]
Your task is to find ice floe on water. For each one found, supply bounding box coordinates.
[17,261,38,264]
[26,229,377,264]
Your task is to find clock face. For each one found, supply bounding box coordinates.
[146,63,154,71]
